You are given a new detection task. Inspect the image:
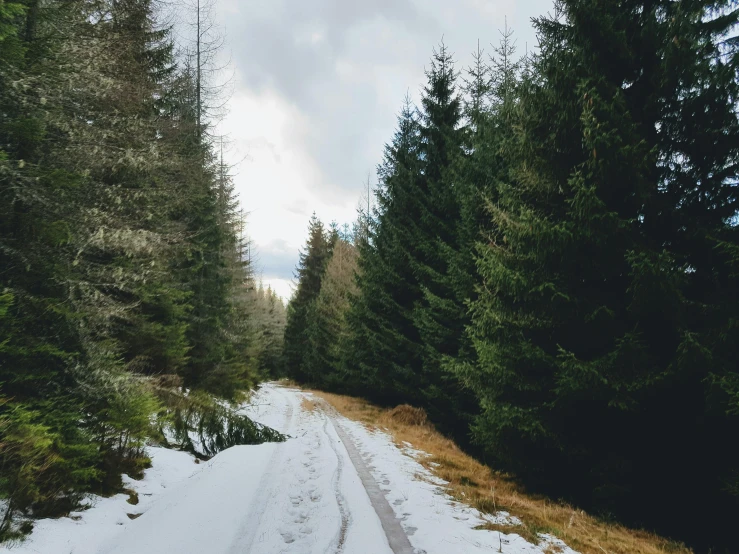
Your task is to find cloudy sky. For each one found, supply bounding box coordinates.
[212,0,553,300]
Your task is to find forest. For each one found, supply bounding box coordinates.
[283,1,739,552]
[0,0,286,539]
[1,0,738,551]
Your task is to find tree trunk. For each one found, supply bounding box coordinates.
[25,0,40,43]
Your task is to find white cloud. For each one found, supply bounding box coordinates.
[214,0,554,301]
[262,277,296,303]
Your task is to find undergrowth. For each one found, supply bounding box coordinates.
[0,378,284,543]
[153,382,286,459]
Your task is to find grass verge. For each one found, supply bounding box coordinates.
[309,389,690,554]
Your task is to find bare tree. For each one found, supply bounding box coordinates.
[175,0,233,137]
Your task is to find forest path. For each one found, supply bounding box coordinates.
[226,384,399,554]
[97,383,396,554]
[5,383,573,554]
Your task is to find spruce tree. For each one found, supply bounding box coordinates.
[0,0,266,534]
[304,238,358,390]
[445,27,522,446]
[465,0,739,545]
[250,284,287,378]
[340,99,426,404]
[283,214,331,382]
[0,0,178,530]
[409,43,472,434]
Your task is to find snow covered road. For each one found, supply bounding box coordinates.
[3,383,576,554]
[227,386,395,554]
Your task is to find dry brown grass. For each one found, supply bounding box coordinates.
[124,489,139,505]
[388,404,428,426]
[277,378,302,389]
[301,397,319,412]
[309,389,691,554]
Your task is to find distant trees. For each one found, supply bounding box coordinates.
[249,282,288,379]
[0,0,284,538]
[337,47,476,437]
[284,1,739,550]
[283,215,359,392]
[305,237,358,389]
[283,214,333,384]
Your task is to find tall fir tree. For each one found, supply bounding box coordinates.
[0,0,273,535]
[409,43,472,435]
[340,99,426,404]
[464,0,739,546]
[249,283,287,378]
[303,238,358,389]
[0,0,180,530]
[445,26,523,448]
[283,214,331,382]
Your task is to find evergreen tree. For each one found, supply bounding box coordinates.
[340,99,425,404]
[0,0,177,531]
[409,43,472,434]
[304,238,358,390]
[445,27,522,446]
[250,283,287,378]
[0,0,269,534]
[283,214,331,381]
[464,0,739,546]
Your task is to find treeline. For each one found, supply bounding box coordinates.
[284,0,739,550]
[0,0,285,537]
[284,218,358,391]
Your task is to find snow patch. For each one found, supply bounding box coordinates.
[2,384,579,554]
[0,447,199,554]
[336,417,579,554]
[100,445,277,554]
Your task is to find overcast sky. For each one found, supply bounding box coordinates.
[212,0,553,300]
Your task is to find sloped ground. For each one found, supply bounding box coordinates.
[312,388,693,554]
[2,383,578,554]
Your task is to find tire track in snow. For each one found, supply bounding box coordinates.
[319,400,416,554]
[322,414,350,553]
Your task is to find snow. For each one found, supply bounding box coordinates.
[333,410,576,554]
[100,445,276,554]
[0,447,199,554]
[2,383,578,554]
[228,384,392,554]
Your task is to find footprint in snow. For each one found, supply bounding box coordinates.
[291,510,309,524]
[280,531,296,544]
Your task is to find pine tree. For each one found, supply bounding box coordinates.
[445,26,522,442]
[283,214,331,382]
[340,99,426,404]
[465,0,739,545]
[304,238,358,390]
[0,0,179,530]
[0,0,265,534]
[408,43,471,434]
[250,284,287,378]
